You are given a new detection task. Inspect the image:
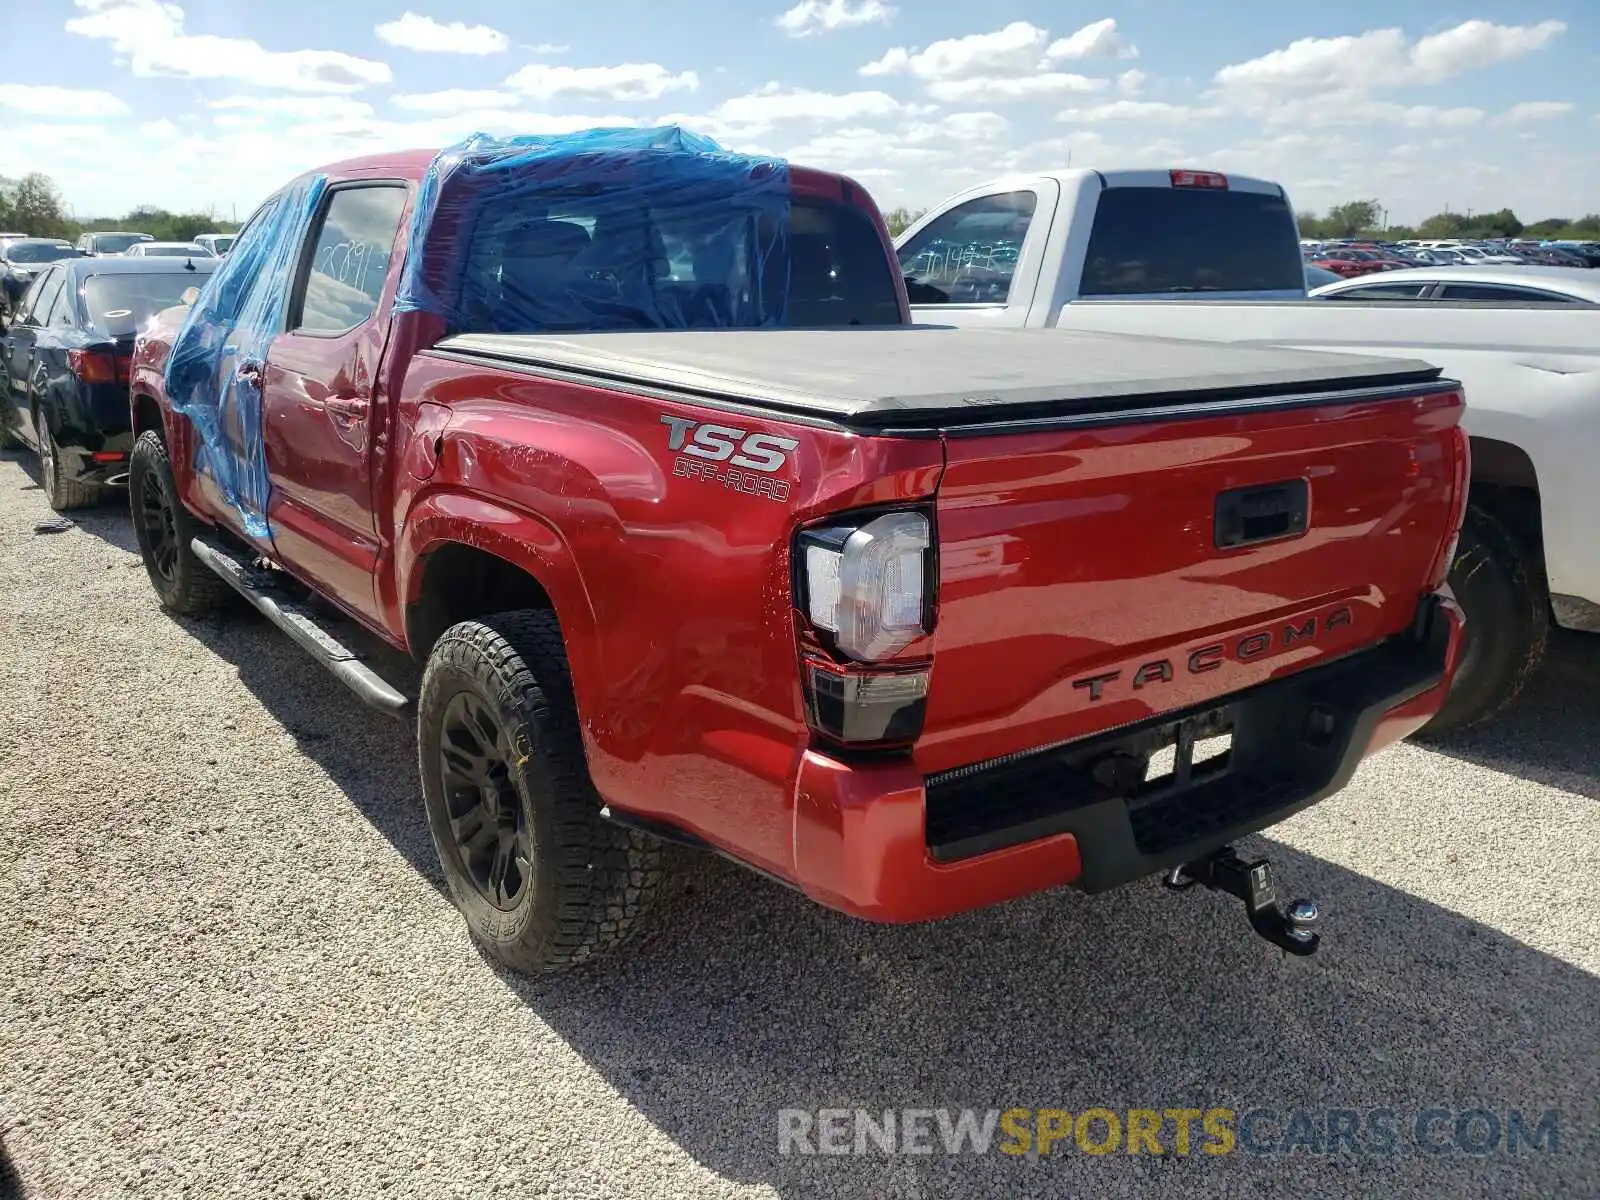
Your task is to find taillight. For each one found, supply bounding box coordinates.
[1428,415,1472,590]
[1169,169,1228,190]
[795,507,935,748]
[67,349,130,385]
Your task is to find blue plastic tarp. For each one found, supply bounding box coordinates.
[162,172,327,538]
[394,125,793,334]
[161,125,795,540]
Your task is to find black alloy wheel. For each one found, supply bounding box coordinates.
[438,691,536,911]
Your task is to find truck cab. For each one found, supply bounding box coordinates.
[895,168,1307,328]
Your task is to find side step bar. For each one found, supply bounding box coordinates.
[189,536,414,717]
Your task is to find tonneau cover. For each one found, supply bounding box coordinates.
[436,326,1444,429]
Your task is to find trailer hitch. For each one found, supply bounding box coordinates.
[1163,846,1321,956]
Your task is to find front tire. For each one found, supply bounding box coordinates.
[36,408,100,511]
[419,610,665,973]
[1417,504,1548,737]
[129,430,231,616]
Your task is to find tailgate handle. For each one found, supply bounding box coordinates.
[1214,479,1308,549]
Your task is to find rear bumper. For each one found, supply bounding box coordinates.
[791,590,1462,922]
[58,432,134,487]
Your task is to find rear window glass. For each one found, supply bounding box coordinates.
[4,242,75,264]
[84,271,209,338]
[92,234,150,254]
[1080,187,1305,296]
[139,245,202,257]
[452,195,901,334]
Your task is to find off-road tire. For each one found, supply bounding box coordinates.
[36,408,100,511]
[129,430,231,616]
[418,610,665,973]
[1417,503,1548,737]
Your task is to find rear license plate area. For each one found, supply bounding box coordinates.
[1133,707,1235,799]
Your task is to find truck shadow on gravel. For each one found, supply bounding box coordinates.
[502,839,1598,1198]
[158,591,1598,1198]
[1,452,139,555]
[1417,629,1600,801]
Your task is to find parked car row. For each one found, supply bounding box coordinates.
[1302,235,1598,273]
[0,254,218,507]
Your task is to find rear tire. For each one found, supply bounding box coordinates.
[418,610,665,973]
[1416,504,1548,737]
[129,430,231,616]
[36,408,100,511]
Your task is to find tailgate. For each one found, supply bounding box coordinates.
[916,382,1466,775]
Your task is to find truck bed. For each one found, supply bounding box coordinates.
[434,327,1442,431]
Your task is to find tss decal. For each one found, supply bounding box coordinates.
[660,414,799,503]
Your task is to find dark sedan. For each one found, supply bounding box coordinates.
[1,238,79,323]
[0,255,217,510]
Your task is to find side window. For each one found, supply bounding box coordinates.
[291,185,408,334]
[1323,283,1430,301]
[47,276,78,327]
[1435,283,1577,304]
[895,191,1037,305]
[19,269,63,326]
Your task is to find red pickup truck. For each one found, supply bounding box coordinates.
[128,128,1468,973]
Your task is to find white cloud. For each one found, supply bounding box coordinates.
[1059,100,1220,124]
[209,95,376,122]
[1044,18,1138,61]
[776,0,894,38]
[710,85,904,131]
[374,12,508,55]
[778,130,949,168]
[1491,101,1575,125]
[66,0,392,93]
[1259,96,1485,130]
[391,89,521,113]
[504,63,698,102]
[1214,19,1566,95]
[1409,19,1566,80]
[861,21,1047,80]
[902,111,1011,141]
[927,74,1106,104]
[139,118,179,138]
[0,84,128,118]
[1116,69,1146,96]
[526,43,569,54]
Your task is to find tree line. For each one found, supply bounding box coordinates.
[882,200,1599,242]
[1294,199,1597,242]
[0,172,240,244]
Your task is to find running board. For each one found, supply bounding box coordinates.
[189,536,413,717]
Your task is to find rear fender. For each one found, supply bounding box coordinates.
[397,490,601,711]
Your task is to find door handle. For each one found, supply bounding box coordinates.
[325,394,369,420]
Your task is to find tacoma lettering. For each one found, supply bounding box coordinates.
[1076,606,1357,702]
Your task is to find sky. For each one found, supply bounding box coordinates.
[1,0,1596,226]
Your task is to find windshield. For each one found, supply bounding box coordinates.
[4,242,75,264]
[93,234,150,254]
[1079,186,1305,296]
[209,236,235,253]
[83,270,209,338]
[453,194,901,333]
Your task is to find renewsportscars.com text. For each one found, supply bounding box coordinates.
[777,1107,1561,1158]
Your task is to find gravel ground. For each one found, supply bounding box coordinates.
[1,450,1596,1200]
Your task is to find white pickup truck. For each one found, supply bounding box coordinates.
[895,169,1599,732]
